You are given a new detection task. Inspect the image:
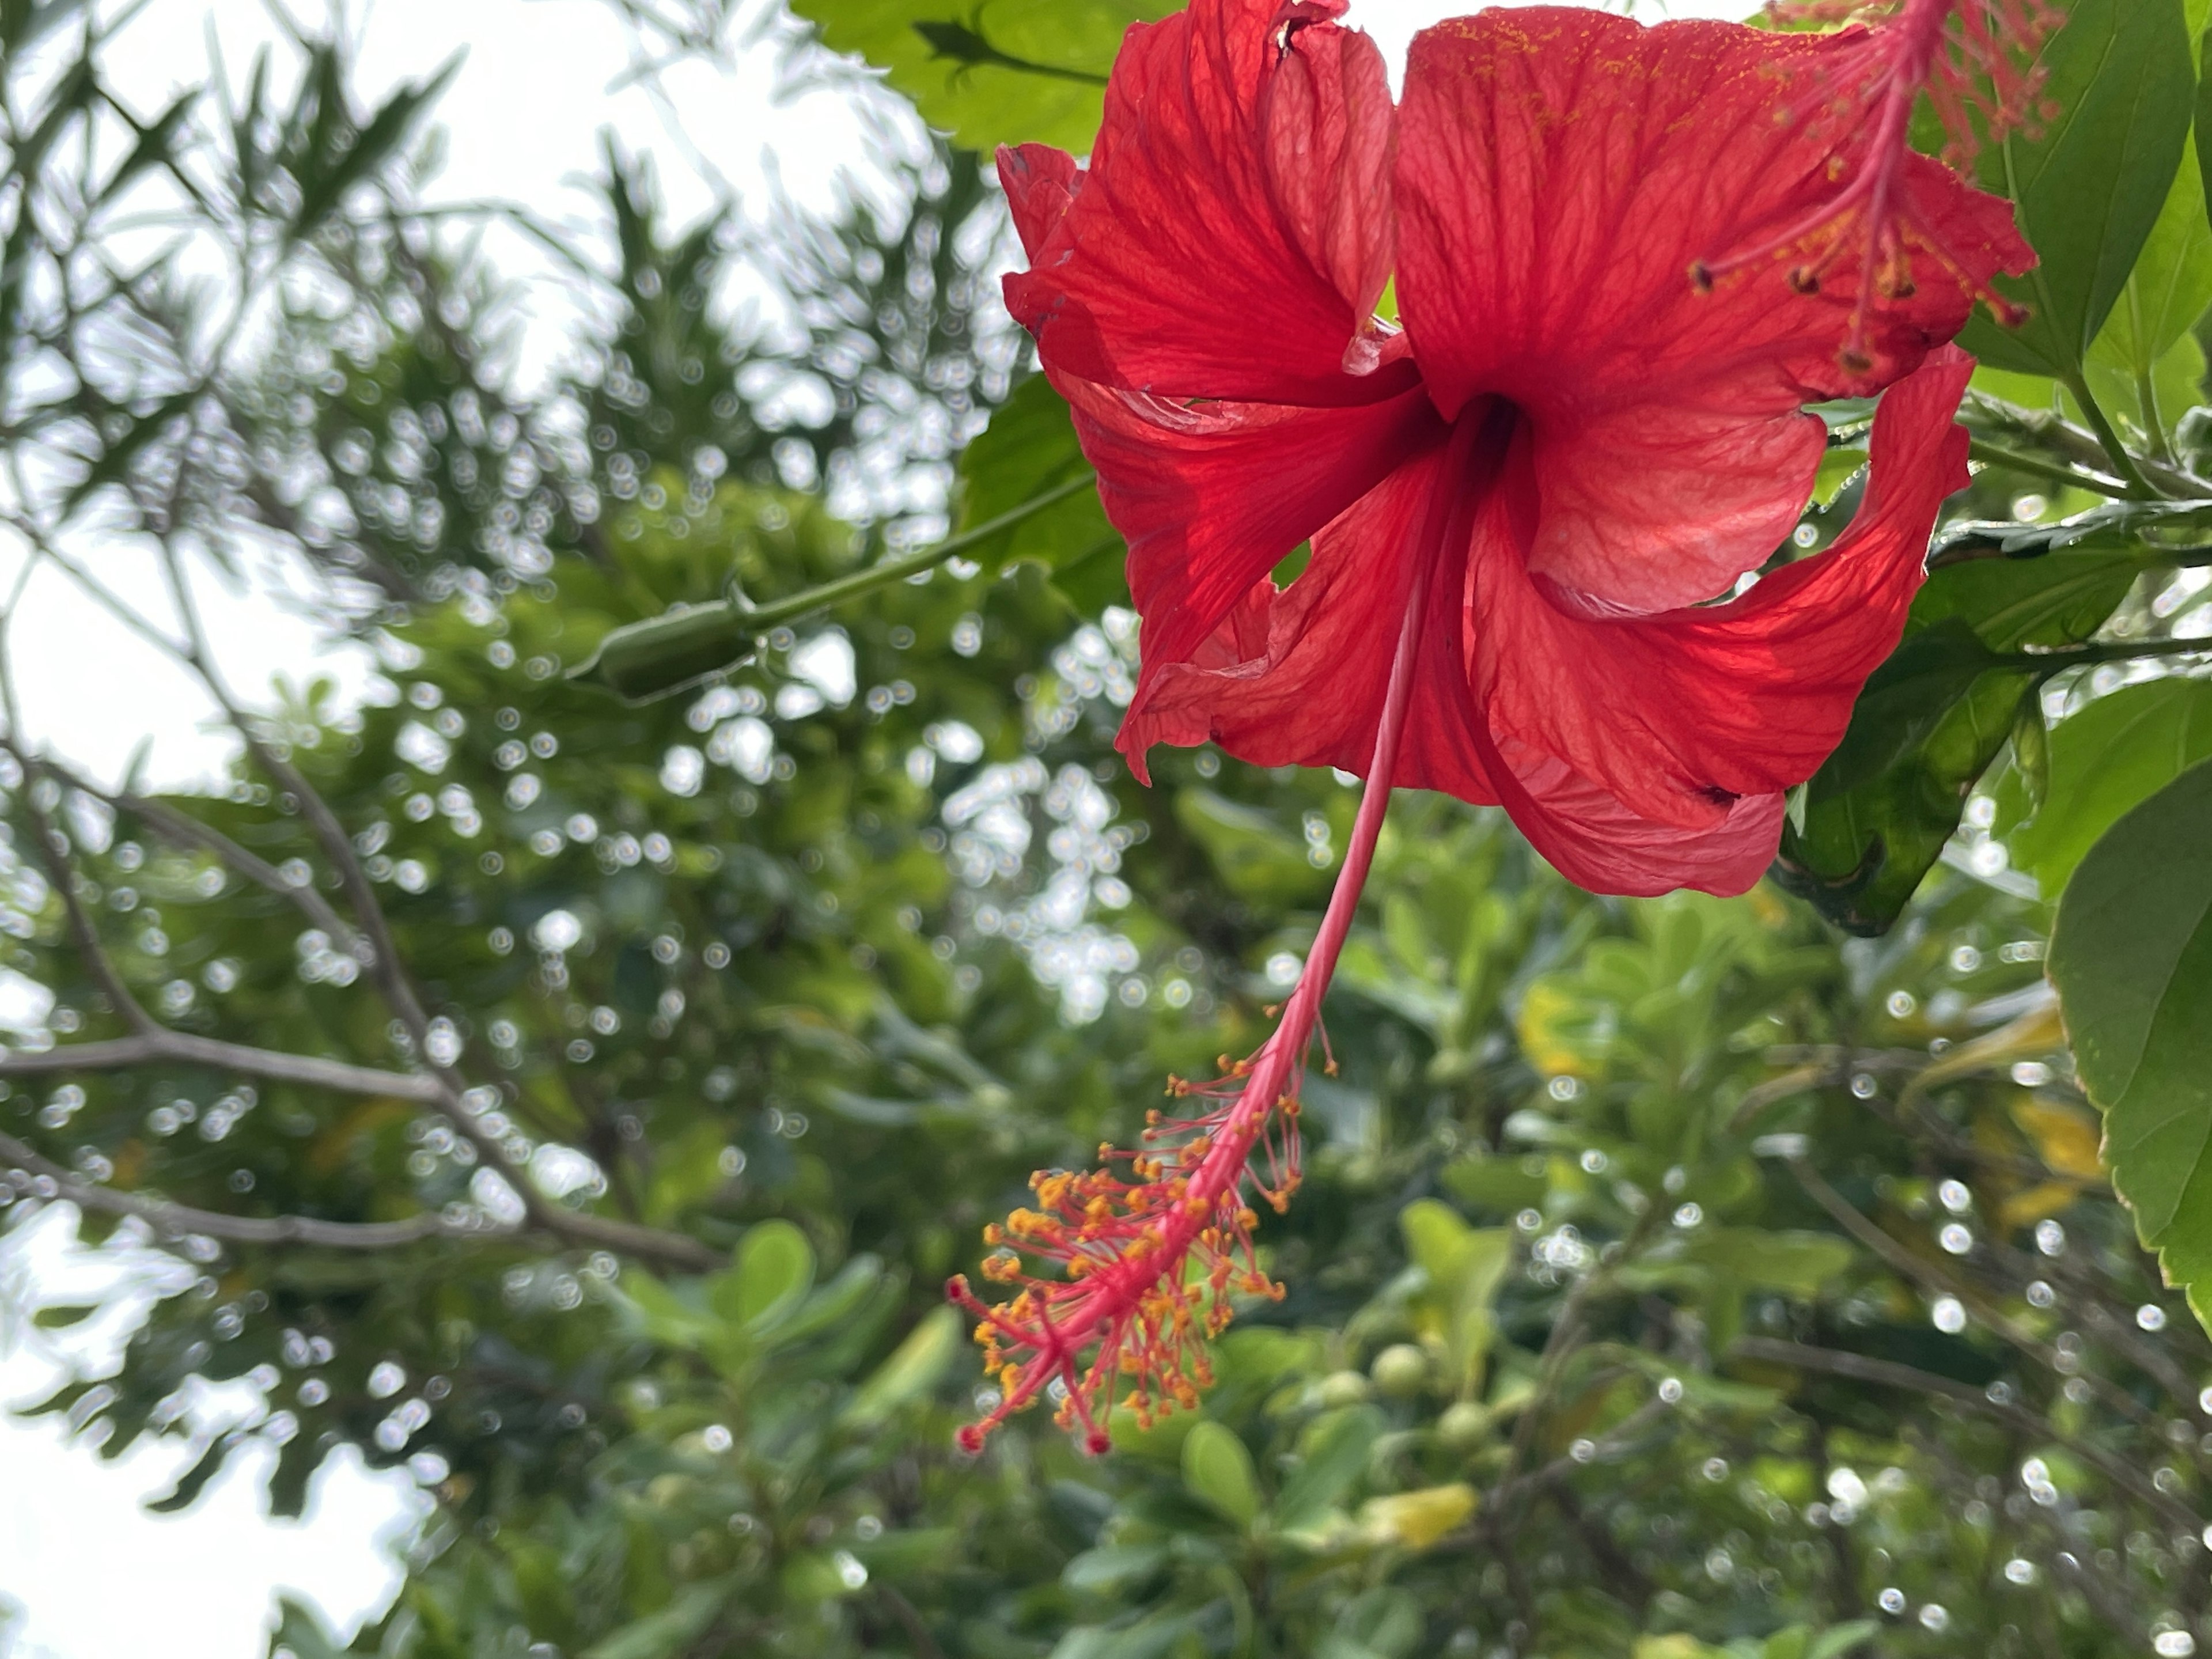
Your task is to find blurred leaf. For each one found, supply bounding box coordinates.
[1175,787,1328,906]
[1959,0,2196,376]
[2048,756,2212,1328]
[1356,1483,1475,1550]
[955,376,1125,613]
[1274,1405,1383,1535]
[727,1219,816,1331]
[581,1581,733,1659]
[1180,1420,1261,1530]
[1811,448,1868,508]
[842,1305,960,1425]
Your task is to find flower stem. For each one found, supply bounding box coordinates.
[949,560,1431,1452]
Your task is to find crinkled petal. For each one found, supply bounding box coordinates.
[1001,0,1405,406]
[1395,7,2027,613]
[1073,368,1448,778]
[1116,425,1485,792]
[1474,345,1976,847]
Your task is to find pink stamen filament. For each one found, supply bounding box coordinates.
[1696,0,2055,369]
[949,552,1434,1455]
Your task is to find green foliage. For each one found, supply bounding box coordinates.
[2049,757,2212,1326]
[955,374,1128,611]
[6,7,2212,1659]
[787,0,1171,153]
[1959,0,2197,376]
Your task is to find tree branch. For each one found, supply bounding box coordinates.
[1732,1336,2199,1536]
[0,1030,444,1101]
[0,1126,471,1248]
[1786,1157,2158,1433]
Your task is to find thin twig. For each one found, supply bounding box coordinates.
[0,1031,444,1101]
[0,1127,470,1248]
[1732,1337,2199,1536]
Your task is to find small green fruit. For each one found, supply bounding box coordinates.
[1437,1400,1489,1449]
[1370,1343,1429,1399]
[1316,1369,1372,1408]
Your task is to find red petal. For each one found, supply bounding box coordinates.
[1116,427,1484,793]
[1475,345,1976,856]
[1002,0,1402,406]
[1394,8,2024,613]
[1065,368,1446,779]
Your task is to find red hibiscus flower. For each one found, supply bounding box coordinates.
[950,0,2030,1455]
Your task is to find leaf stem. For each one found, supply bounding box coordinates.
[2009,637,2212,669]
[1966,438,2130,500]
[2059,372,2160,498]
[749,471,1099,628]
[571,471,1099,699]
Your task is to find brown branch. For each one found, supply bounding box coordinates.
[1732,1336,2200,1537]
[12,755,157,1037]
[0,1127,469,1248]
[28,748,362,951]
[0,1031,445,1101]
[1787,1157,2157,1431]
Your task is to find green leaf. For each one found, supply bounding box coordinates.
[1684,1229,1854,1300]
[1274,1405,1383,1534]
[842,1305,961,1425]
[1775,548,2139,932]
[2087,117,2212,444]
[1398,1200,1512,1393]
[786,0,1169,154]
[581,1581,733,1659]
[2001,677,2212,891]
[1175,787,1329,906]
[728,1219,816,1330]
[2048,756,2212,1329]
[955,376,1124,613]
[1180,1419,1262,1530]
[1959,0,2196,376]
[1775,621,2036,933]
[1811,447,1868,508]
[30,1303,98,1330]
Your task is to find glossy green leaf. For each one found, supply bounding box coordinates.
[1180,1420,1262,1530]
[2001,677,2212,891]
[1776,550,2139,932]
[2048,757,2212,1329]
[1775,622,2036,933]
[2087,120,2212,445]
[954,374,1125,612]
[729,1219,816,1330]
[787,0,1169,154]
[1959,0,2196,376]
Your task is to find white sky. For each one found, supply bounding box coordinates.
[0,2,1752,1656]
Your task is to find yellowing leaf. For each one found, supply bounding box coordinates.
[1358,1482,1476,1550]
[1999,1180,2085,1231]
[2011,1096,2108,1181]
[1516,979,1603,1078]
